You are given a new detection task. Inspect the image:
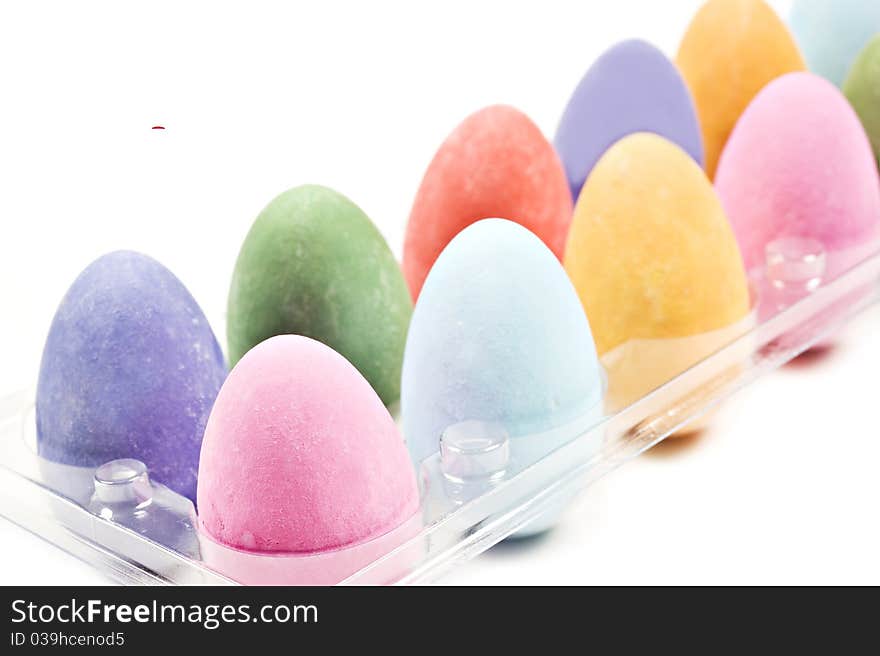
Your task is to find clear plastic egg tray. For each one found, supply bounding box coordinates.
[1,236,878,585]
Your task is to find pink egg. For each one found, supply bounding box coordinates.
[716,72,880,280]
[197,335,419,556]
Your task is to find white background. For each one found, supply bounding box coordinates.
[2,0,878,585]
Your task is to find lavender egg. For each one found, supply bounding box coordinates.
[36,251,226,503]
[554,39,703,201]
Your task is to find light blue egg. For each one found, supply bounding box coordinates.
[401,220,604,533]
[790,0,880,86]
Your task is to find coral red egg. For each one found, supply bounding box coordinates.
[403,105,572,300]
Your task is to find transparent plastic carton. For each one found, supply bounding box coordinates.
[1,236,878,585]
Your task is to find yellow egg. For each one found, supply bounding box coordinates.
[676,0,805,179]
[564,133,752,416]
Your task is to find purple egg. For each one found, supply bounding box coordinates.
[36,251,226,503]
[554,39,704,201]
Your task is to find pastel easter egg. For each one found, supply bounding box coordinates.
[227,184,412,406]
[36,251,226,503]
[790,0,880,87]
[716,72,880,280]
[555,39,703,201]
[197,335,419,560]
[844,35,880,162]
[676,0,806,179]
[564,134,751,411]
[401,219,604,477]
[403,105,572,300]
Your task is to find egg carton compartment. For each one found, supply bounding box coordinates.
[1,236,878,585]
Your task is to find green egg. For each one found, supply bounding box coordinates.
[844,34,880,162]
[227,184,412,406]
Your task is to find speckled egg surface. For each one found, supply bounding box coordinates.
[227,184,412,406]
[36,250,226,503]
